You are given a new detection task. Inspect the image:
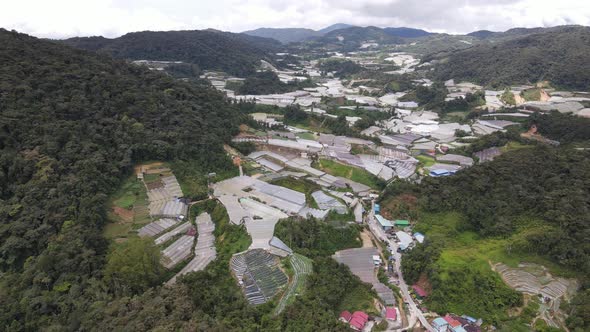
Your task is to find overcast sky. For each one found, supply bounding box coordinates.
[1,0,589,38]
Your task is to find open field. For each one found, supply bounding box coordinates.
[104,174,150,240]
[415,155,435,168]
[316,159,383,189]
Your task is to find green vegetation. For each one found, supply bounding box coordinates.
[62,29,280,76]
[172,159,238,200]
[528,111,590,144]
[275,254,313,314]
[104,237,165,295]
[103,173,151,240]
[110,175,145,209]
[236,70,315,95]
[521,88,542,101]
[566,288,590,332]
[430,26,590,90]
[318,58,362,77]
[270,177,321,207]
[0,29,245,330]
[316,158,385,189]
[297,132,316,140]
[350,144,378,155]
[415,154,436,167]
[501,89,516,105]
[387,140,589,328]
[274,217,362,258]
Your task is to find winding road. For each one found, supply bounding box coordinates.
[365,200,433,332]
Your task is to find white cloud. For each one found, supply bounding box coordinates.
[0,0,588,38]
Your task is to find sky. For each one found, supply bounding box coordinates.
[1,0,589,39]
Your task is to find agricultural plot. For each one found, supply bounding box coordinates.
[230,249,288,305]
[137,218,180,237]
[167,212,217,285]
[104,174,151,240]
[275,254,313,314]
[161,234,194,268]
[316,159,382,190]
[155,222,192,245]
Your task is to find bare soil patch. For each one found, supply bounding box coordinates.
[112,206,134,222]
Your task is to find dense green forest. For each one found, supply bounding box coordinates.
[0,28,242,330]
[62,29,281,76]
[235,70,315,95]
[429,26,590,90]
[315,26,405,50]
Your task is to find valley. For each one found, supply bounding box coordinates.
[0,12,589,332]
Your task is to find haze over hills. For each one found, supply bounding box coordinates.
[244,23,431,44]
[62,29,280,76]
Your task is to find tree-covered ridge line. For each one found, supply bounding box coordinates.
[60,29,281,76]
[0,28,242,330]
[428,25,590,90]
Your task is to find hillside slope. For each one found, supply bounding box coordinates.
[430,26,590,90]
[0,28,241,330]
[63,30,280,76]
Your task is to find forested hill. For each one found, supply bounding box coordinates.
[429,25,590,90]
[0,29,241,330]
[62,29,281,76]
[321,26,406,45]
[243,27,321,44]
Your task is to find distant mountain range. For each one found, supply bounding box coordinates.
[61,30,280,76]
[243,23,432,44]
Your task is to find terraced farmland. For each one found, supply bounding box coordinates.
[231,249,288,305]
[275,254,313,314]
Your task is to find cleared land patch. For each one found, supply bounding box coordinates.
[275,254,313,314]
[316,158,383,189]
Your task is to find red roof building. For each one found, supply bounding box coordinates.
[349,311,369,331]
[339,311,352,323]
[412,285,428,298]
[385,307,397,321]
[444,315,462,328]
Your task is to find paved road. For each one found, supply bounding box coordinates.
[366,200,433,332]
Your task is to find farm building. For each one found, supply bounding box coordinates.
[353,203,363,223]
[412,285,428,299]
[385,307,397,321]
[396,231,413,250]
[339,311,370,331]
[432,317,450,332]
[376,215,394,230]
[374,282,396,305]
[311,191,347,214]
[437,154,474,167]
[429,169,454,177]
[414,232,425,244]
[444,315,464,332]
[269,236,293,257]
[339,311,353,323]
[394,219,410,227]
